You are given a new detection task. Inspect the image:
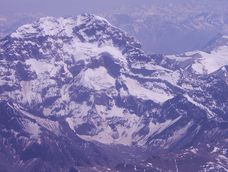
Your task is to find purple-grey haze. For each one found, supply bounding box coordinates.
[0,0,148,16]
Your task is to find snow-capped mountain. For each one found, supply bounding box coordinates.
[0,14,228,171]
[0,14,42,40]
[161,35,228,75]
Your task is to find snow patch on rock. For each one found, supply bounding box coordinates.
[78,67,115,91]
[123,76,173,103]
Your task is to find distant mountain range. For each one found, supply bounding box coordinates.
[104,0,228,54]
[0,14,228,171]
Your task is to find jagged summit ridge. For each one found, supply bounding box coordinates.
[7,13,144,68]
[10,14,111,38]
[9,13,141,50]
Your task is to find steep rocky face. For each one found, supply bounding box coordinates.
[0,14,177,146]
[0,14,228,171]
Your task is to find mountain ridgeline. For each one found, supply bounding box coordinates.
[0,14,228,171]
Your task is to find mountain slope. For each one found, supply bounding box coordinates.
[0,14,228,171]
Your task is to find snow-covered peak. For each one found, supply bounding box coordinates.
[3,14,228,154]
[164,35,228,75]
[10,14,112,39]
[6,14,147,75]
[191,45,228,74]
[11,16,74,38]
[75,13,111,26]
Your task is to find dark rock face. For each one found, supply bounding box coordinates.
[0,14,228,171]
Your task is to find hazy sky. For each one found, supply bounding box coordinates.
[1,0,226,17]
[0,0,150,17]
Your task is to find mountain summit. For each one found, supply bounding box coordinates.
[0,14,228,171]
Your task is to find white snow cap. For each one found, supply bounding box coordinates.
[11,14,111,38]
